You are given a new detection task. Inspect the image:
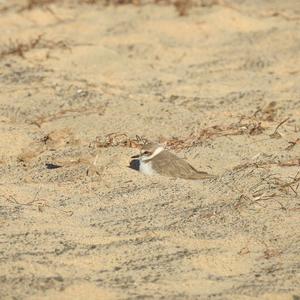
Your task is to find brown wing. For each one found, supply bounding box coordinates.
[152,150,215,180]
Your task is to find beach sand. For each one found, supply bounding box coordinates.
[0,1,299,299]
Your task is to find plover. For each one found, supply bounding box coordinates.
[131,142,216,180]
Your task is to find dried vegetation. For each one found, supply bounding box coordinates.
[18,0,225,16]
[1,189,74,216]
[0,34,70,60]
[93,101,298,155]
[91,101,300,210]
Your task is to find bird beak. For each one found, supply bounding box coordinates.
[131,154,140,159]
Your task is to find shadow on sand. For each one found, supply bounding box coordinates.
[128,159,140,172]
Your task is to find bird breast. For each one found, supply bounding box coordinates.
[139,160,157,175]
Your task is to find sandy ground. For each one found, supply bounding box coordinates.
[0,0,300,299]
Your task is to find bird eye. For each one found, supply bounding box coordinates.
[143,151,152,155]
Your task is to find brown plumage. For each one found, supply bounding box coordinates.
[138,142,216,180]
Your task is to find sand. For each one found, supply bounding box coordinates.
[0,0,300,299]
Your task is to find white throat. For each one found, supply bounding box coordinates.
[139,146,164,176]
[139,160,156,175]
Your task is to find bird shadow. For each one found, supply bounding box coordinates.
[128,159,140,172]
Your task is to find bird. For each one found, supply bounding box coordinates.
[131,142,216,180]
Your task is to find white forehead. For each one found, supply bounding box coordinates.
[140,146,164,161]
[141,143,161,152]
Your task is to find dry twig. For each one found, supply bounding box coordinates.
[2,191,73,216]
[269,118,289,139]
[0,35,70,60]
[93,133,144,149]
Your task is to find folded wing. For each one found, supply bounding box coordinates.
[152,150,215,180]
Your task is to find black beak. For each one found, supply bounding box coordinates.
[131,154,140,159]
